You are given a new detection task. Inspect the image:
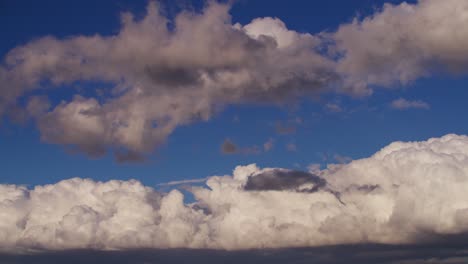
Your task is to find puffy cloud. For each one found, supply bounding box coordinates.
[2,0,468,159]
[2,134,468,251]
[334,0,468,94]
[390,98,430,110]
[0,1,334,161]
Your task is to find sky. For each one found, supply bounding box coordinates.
[1,0,468,263]
[1,0,467,188]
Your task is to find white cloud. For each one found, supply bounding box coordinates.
[2,134,468,251]
[390,98,430,110]
[334,0,468,94]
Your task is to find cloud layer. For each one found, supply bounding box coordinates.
[2,0,468,159]
[2,134,468,251]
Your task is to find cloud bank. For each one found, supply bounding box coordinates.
[2,134,468,251]
[1,0,468,160]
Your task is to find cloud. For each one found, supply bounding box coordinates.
[0,1,334,161]
[325,103,343,113]
[275,121,297,135]
[390,98,430,110]
[157,178,208,187]
[333,154,352,164]
[263,138,274,152]
[2,134,468,251]
[286,142,297,152]
[221,138,238,154]
[221,138,262,155]
[2,0,468,160]
[333,0,468,94]
[243,169,327,193]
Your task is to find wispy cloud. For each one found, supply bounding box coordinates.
[157,178,208,186]
[390,98,430,110]
[325,103,343,113]
[286,142,297,152]
[263,138,274,152]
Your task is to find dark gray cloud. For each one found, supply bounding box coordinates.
[221,139,238,154]
[2,243,468,264]
[244,169,326,192]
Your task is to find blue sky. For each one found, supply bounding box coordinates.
[1,0,467,188]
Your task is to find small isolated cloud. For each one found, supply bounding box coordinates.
[242,145,261,155]
[221,138,262,155]
[221,138,238,154]
[390,98,430,110]
[325,103,343,113]
[263,138,274,152]
[286,142,297,152]
[275,121,297,135]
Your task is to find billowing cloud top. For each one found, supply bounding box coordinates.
[1,134,468,251]
[1,0,468,160]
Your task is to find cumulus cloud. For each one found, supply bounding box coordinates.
[334,0,468,94]
[0,1,334,161]
[390,98,430,110]
[2,134,468,251]
[1,0,468,159]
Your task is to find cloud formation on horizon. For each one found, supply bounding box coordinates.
[1,134,468,251]
[1,0,468,160]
